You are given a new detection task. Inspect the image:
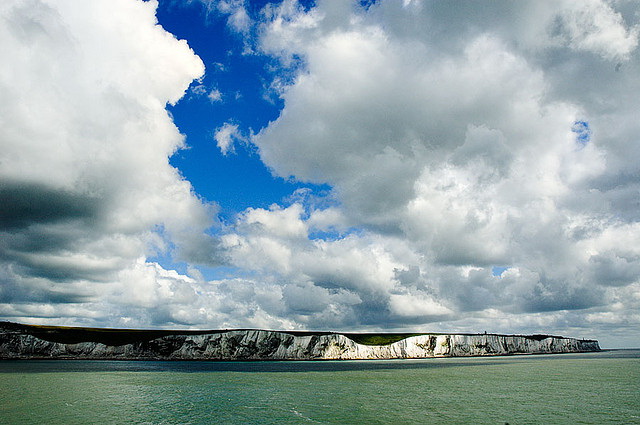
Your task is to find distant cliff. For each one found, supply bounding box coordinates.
[0,322,600,360]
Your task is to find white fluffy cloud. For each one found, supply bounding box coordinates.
[552,0,638,60]
[214,122,243,155]
[231,0,640,345]
[0,0,217,326]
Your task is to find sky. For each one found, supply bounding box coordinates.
[1,0,639,348]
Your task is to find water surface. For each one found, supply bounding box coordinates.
[1,350,638,424]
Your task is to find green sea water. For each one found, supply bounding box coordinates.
[0,350,638,424]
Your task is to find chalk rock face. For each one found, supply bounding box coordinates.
[0,324,600,360]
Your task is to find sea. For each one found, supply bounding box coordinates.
[0,350,638,424]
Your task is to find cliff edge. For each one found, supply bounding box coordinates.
[0,322,600,360]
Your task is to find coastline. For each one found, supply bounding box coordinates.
[0,321,600,361]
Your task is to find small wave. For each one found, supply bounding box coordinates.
[291,408,321,423]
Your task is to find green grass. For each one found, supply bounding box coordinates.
[341,333,427,345]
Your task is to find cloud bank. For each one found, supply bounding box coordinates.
[1,0,639,347]
[246,0,640,345]
[0,0,215,326]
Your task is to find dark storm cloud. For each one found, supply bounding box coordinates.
[0,181,101,230]
[589,253,640,287]
[0,278,93,304]
[518,280,605,313]
[0,181,109,284]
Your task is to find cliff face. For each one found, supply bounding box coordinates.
[0,324,600,360]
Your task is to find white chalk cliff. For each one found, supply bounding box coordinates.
[0,323,600,360]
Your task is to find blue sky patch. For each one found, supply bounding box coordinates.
[157,1,332,220]
[492,266,510,277]
[571,120,591,146]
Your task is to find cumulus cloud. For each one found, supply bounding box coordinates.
[208,88,223,102]
[0,0,218,326]
[216,0,251,34]
[552,0,639,60]
[220,203,441,328]
[190,83,222,102]
[214,122,244,155]
[228,0,640,342]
